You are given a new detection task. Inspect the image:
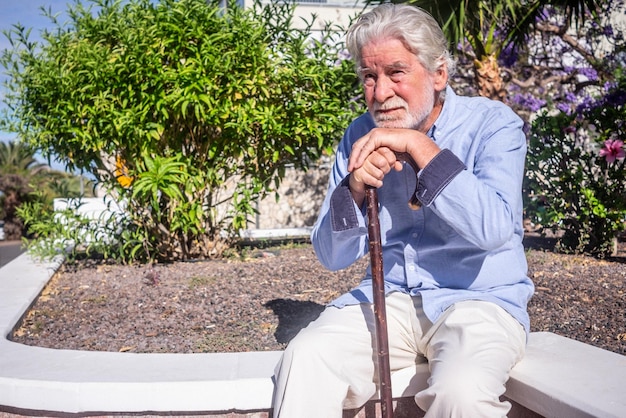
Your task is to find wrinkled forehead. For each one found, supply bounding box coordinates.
[357,38,420,72]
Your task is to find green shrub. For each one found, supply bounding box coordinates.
[17,198,128,260]
[525,75,626,257]
[2,0,362,261]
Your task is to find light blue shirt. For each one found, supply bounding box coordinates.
[311,86,535,334]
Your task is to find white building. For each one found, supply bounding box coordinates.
[241,0,369,32]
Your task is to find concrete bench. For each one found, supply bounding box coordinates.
[1,252,625,417]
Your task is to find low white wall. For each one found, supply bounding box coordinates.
[2,252,626,417]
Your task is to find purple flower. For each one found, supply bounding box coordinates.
[602,25,614,37]
[499,42,519,67]
[565,92,577,102]
[557,102,572,114]
[578,67,599,81]
[599,139,625,163]
[511,93,546,112]
[576,95,596,115]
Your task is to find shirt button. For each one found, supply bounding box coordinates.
[412,233,418,238]
[408,265,416,271]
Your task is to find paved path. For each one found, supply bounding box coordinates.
[0,241,23,269]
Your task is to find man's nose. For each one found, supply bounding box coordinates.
[374,76,395,103]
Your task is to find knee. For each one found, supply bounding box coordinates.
[415,371,509,417]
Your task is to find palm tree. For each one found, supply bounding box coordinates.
[368,0,604,101]
[0,141,96,239]
[0,141,48,239]
[0,140,47,176]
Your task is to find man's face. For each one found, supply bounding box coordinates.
[359,37,443,131]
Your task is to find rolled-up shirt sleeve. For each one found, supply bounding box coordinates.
[330,177,360,231]
[415,148,466,207]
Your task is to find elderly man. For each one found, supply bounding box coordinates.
[272,4,534,417]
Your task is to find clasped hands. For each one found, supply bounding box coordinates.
[347,128,440,206]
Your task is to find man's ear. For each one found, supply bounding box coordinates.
[433,66,448,91]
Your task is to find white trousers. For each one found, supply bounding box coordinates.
[272,292,526,418]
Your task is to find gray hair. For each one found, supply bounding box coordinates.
[346,4,456,78]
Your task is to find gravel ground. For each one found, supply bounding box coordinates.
[10,234,626,356]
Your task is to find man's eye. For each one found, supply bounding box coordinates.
[363,74,376,85]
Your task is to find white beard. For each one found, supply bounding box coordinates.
[370,82,436,130]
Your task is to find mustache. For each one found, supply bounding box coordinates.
[373,98,409,112]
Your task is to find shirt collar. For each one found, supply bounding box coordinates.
[428,85,457,141]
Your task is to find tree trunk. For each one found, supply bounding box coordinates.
[474,54,506,102]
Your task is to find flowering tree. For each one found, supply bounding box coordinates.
[525,72,626,256]
[369,0,624,255]
[503,1,625,119]
[516,1,626,256]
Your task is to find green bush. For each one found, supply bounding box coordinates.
[525,75,626,257]
[2,0,362,261]
[16,197,127,260]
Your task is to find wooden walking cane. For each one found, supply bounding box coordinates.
[365,185,394,418]
[365,153,421,418]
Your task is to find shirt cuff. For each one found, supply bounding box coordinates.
[416,149,466,206]
[330,176,360,231]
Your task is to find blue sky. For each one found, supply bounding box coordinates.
[1,0,71,140]
[0,0,73,168]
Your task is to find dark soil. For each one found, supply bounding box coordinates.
[10,234,626,356]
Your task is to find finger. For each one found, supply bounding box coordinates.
[377,147,399,168]
[348,138,368,172]
[368,147,403,175]
[360,169,384,188]
[354,160,385,188]
[364,152,394,186]
[348,131,380,172]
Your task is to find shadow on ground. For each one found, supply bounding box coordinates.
[264,299,325,344]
